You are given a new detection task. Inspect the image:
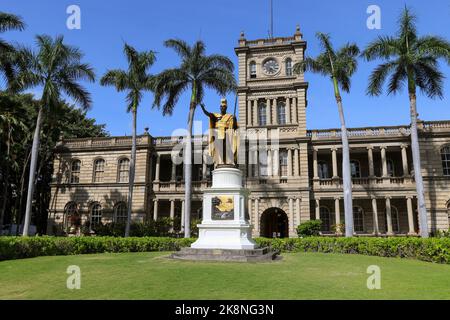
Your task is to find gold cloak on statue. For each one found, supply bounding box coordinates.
[208,113,238,165]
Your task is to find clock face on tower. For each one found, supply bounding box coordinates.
[262,58,279,75]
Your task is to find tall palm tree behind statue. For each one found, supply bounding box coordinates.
[15,35,95,236]
[362,7,450,238]
[0,12,25,87]
[294,32,360,237]
[101,44,156,237]
[152,39,236,238]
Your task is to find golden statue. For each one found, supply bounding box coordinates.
[200,99,238,165]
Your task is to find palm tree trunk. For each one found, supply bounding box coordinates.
[125,108,137,237]
[333,80,353,237]
[0,123,11,234]
[184,84,197,238]
[22,106,44,236]
[409,92,429,237]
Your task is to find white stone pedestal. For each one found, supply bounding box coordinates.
[191,166,257,250]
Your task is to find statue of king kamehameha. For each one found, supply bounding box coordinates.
[200,98,238,166]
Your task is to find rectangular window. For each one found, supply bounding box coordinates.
[93,159,105,183]
[442,147,450,176]
[279,150,288,177]
[70,160,81,184]
[258,103,267,126]
[118,159,130,183]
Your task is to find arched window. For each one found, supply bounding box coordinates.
[391,206,400,233]
[70,160,81,184]
[93,159,105,183]
[320,207,331,232]
[90,202,102,225]
[277,101,286,125]
[285,58,293,76]
[64,202,79,228]
[117,158,130,183]
[279,150,288,177]
[350,160,361,178]
[441,146,450,176]
[249,61,257,79]
[258,101,267,126]
[353,206,364,232]
[318,161,330,179]
[387,159,395,177]
[114,202,127,223]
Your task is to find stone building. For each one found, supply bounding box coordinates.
[47,28,450,237]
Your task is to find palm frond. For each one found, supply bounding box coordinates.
[0,12,25,33]
[361,36,401,61]
[100,69,129,91]
[367,61,398,96]
[164,39,191,59]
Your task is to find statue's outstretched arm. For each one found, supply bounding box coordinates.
[200,103,212,118]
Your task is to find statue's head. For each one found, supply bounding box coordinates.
[220,98,227,114]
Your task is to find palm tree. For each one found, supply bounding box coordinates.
[0,12,25,87]
[15,35,95,236]
[101,44,156,237]
[362,7,450,238]
[294,32,360,237]
[0,108,26,233]
[152,39,236,238]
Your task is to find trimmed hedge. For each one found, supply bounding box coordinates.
[1,236,449,264]
[255,237,450,264]
[0,236,195,261]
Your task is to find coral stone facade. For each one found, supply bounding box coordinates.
[47,29,450,237]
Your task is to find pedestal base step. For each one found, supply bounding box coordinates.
[170,247,279,262]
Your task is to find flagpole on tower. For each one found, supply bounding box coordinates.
[270,0,273,39]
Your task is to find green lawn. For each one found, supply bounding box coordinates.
[0,252,449,299]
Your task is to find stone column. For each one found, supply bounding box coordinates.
[401,144,409,177]
[181,200,185,232]
[295,198,301,229]
[273,148,279,177]
[371,197,379,235]
[253,100,258,126]
[155,154,161,181]
[406,196,415,235]
[367,146,375,177]
[334,197,341,234]
[153,199,159,221]
[289,198,294,233]
[332,147,338,178]
[381,146,388,177]
[254,198,259,236]
[169,199,175,231]
[266,98,271,125]
[202,159,207,180]
[385,197,393,235]
[313,148,319,179]
[286,98,291,124]
[267,149,273,176]
[247,100,252,126]
[294,148,300,176]
[247,198,252,223]
[171,161,176,181]
[272,98,278,125]
[292,97,297,123]
[287,148,293,177]
[315,199,320,220]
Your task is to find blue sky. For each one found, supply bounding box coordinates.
[2,0,450,137]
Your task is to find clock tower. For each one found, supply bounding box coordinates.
[234,25,308,135]
[234,27,311,237]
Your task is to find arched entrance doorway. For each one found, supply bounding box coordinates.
[260,208,289,238]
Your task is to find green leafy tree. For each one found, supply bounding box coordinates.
[362,7,450,238]
[0,12,25,87]
[294,32,359,237]
[101,44,156,237]
[152,39,236,238]
[14,35,95,236]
